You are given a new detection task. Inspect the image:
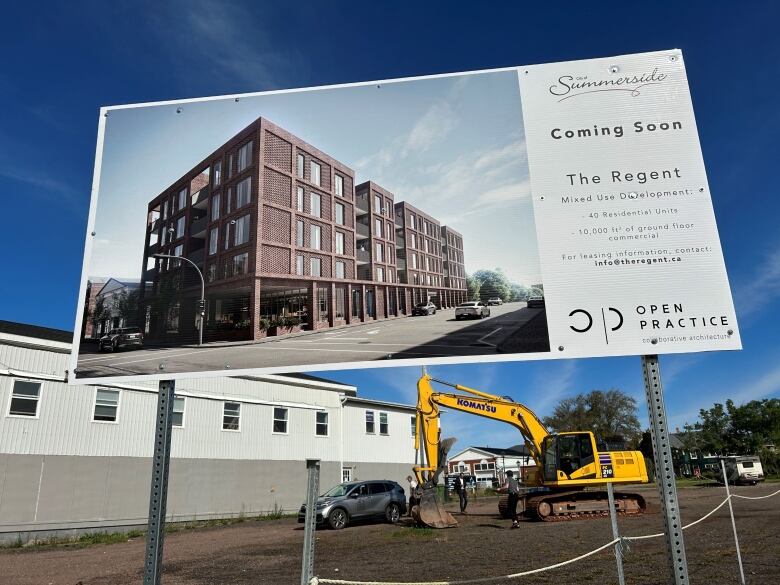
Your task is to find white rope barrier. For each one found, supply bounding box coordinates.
[312,486,780,585]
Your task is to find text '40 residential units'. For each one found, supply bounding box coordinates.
[141,118,468,343]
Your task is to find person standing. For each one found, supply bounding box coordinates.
[406,475,419,515]
[498,470,520,528]
[455,473,468,513]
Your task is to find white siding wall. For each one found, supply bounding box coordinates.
[342,402,416,464]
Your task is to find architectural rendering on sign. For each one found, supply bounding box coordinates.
[74,69,548,382]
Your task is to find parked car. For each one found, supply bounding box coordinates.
[99,327,144,352]
[412,301,437,316]
[487,298,503,306]
[455,301,491,320]
[527,296,545,308]
[297,480,407,529]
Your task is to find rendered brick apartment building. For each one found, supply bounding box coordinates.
[140,117,468,342]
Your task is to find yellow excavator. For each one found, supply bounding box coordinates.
[411,374,648,527]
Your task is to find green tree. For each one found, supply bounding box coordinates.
[508,283,529,302]
[684,398,780,455]
[90,296,110,336]
[466,274,481,301]
[543,389,642,444]
[112,289,140,327]
[471,268,511,302]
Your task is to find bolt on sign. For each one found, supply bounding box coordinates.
[71,49,739,383]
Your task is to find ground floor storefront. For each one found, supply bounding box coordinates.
[142,278,468,342]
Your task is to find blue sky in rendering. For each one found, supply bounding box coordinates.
[1,1,779,451]
[92,70,538,283]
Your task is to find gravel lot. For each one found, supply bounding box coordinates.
[2,484,778,585]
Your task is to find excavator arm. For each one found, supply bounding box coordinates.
[413,374,549,487]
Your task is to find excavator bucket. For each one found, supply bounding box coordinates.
[411,436,458,528]
[412,487,458,528]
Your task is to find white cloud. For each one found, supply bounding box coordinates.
[402,102,457,155]
[733,243,780,321]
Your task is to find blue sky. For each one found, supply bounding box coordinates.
[91,69,539,283]
[1,1,779,451]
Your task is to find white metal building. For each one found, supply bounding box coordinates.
[0,321,416,540]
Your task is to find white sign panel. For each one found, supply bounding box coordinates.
[70,49,739,383]
[521,50,740,357]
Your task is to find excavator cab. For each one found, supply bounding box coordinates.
[542,432,598,483]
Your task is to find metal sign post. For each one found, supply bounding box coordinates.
[641,355,689,585]
[606,482,626,585]
[300,458,321,585]
[143,380,176,585]
[720,458,746,585]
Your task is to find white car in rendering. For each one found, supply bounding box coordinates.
[455,301,491,320]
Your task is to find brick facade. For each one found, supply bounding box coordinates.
[140,117,468,342]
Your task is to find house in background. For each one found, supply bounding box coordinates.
[81,277,108,339]
[447,445,533,487]
[87,278,141,338]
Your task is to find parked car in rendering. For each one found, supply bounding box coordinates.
[487,298,503,306]
[99,327,144,352]
[455,301,491,320]
[527,296,545,308]
[412,301,437,316]
[298,480,407,529]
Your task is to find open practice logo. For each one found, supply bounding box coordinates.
[569,307,624,344]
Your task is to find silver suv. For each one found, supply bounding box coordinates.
[298,480,407,530]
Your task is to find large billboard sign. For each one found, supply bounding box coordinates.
[71,49,740,383]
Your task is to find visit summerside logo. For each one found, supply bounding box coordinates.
[547,67,668,102]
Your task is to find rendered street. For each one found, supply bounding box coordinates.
[75,303,547,379]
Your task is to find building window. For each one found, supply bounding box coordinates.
[316,411,329,436]
[224,222,231,250]
[410,233,417,248]
[207,263,217,282]
[213,160,222,186]
[296,153,305,178]
[7,380,41,417]
[365,410,375,433]
[335,174,343,197]
[173,396,185,427]
[376,267,384,282]
[310,192,321,217]
[162,200,169,220]
[342,467,352,482]
[411,253,418,269]
[411,415,416,437]
[176,216,186,239]
[335,261,345,279]
[296,186,304,212]
[173,244,183,267]
[296,254,304,275]
[223,402,240,430]
[177,188,187,211]
[375,242,384,262]
[380,412,389,435]
[310,257,322,277]
[409,213,415,230]
[234,214,250,246]
[93,389,120,422]
[296,220,304,246]
[236,177,251,208]
[335,231,345,255]
[310,160,321,186]
[209,227,218,255]
[310,225,321,250]
[211,193,221,221]
[228,153,235,177]
[374,194,381,213]
[335,202,345,225]
[237,141,253,172]
[273,407,288,433]
[233,252,249,276]
[374,217,382,237]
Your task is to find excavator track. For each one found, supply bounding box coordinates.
[499,490,646,522]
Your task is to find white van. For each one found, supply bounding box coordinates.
[722,456,765,485]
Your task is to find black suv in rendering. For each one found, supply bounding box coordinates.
[99,327,144,352]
